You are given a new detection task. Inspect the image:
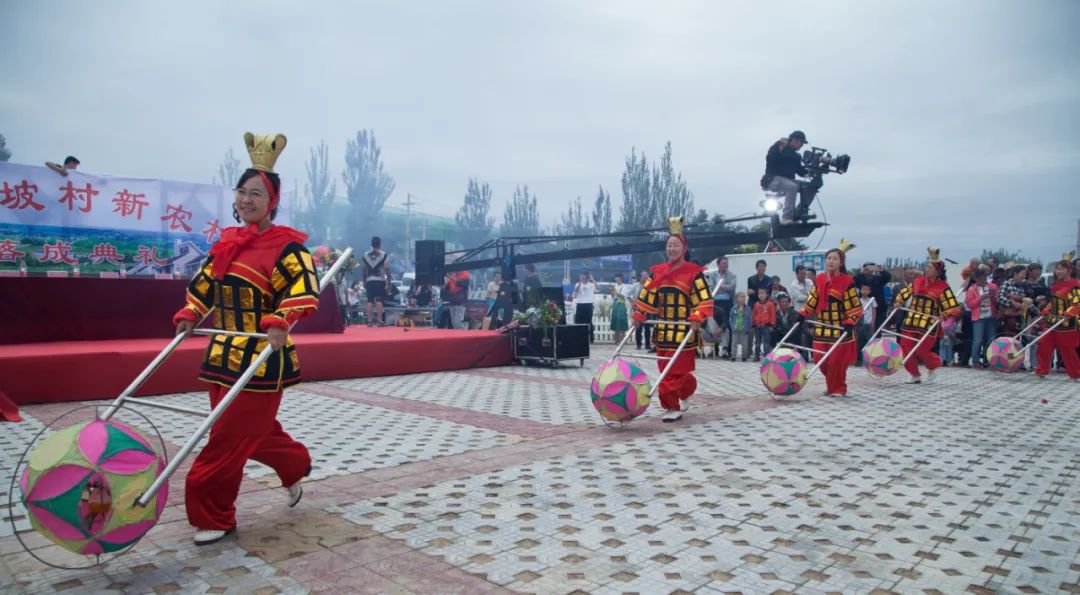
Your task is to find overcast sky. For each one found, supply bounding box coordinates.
[2,0,1077,264]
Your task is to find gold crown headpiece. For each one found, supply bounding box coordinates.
[667,216,685,236]
[1063,250,1076,263]
[839,238,856,253]
[927,247,941,263]
[244,132,287,173]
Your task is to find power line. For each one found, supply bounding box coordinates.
[403,193,421,266]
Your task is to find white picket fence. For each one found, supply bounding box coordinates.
[565,299,616,343]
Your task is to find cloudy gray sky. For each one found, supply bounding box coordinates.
[3,0,1078,264]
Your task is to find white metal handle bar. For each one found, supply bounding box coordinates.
[1016,316,1044,339]
[1017,317,1066,355]
[803,319,845,331]
[642,320,692,326]
[865,308,903,344]
[806,330,850,379]
[192,329,269,339]
[901,318,940,366]
[894,305,941,321]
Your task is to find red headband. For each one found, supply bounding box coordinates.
[256,170,280,211]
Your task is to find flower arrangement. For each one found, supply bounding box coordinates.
[512,299,562,330]
[312,245,358,281]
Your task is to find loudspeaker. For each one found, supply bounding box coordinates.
[415,240,445,286]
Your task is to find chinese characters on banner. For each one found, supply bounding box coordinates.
[0,162,291,277]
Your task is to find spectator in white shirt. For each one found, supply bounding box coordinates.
[572,271,597,343]
[789,265,813,348]
[485,272,503,300]
[788,265,811,311]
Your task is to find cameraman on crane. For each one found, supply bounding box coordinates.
[762,130,810,225]
[761,131,850,225]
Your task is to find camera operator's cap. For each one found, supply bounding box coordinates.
[789,130,808,143]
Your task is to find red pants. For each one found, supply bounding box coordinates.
[901,332,941,376]
[656,348,698,411]
[812,340,855,396]
[186,384,311,531]
[1036,330,1080,379]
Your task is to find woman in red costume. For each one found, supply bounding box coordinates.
[800,240,861,397]
[1035,252,1080,380]
[893,247,961,385]
[631,217,714,422]
[173,133,320,545]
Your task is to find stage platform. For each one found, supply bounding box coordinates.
[0,326,513,406]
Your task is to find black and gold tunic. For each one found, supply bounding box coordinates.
[176,240,320,392]
[800,273,862,343]
[893,277,960,337]
[632,262,714,350]
[1043,279,1080,331]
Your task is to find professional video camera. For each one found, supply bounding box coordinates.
[802,147,851,176]
[792,147,852,219]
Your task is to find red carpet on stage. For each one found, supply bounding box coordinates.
[0,327,512,406]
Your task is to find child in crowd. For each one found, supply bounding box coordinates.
[751,287,776,361]
[940,315,958,366]
[728,292,752,361]
[771,293,798,349]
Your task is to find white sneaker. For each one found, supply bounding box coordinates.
[194,527,234,546]
[286,483,303,508]
[905,375,922,384]
[926,368,938,384]
[680,400,691,412]
[661,410,683,422]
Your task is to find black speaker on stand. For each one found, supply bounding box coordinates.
[415,240,445,286]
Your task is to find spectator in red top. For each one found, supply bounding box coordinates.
[751,287,776,361]
[770,275,787,299]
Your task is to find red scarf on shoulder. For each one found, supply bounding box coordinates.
[811,271,854,314]
[208,223,308,280]
[648,258,704,288]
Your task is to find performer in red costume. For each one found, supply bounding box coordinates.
[894,247,961,385]
[173,132,321,545]
[631,217,714,422]
[800,240,862,397]
[1035,252,1080,380]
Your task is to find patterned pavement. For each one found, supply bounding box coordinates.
[2,343,1079,594]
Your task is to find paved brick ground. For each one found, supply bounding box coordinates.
[2,344,1078,594]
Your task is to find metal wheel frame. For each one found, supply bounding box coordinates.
[6,404,169,569]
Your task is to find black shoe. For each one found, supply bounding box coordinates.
[741,357,748,362]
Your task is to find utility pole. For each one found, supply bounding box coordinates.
[403,193,420,269]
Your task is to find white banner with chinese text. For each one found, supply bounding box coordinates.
[0,162,291,276]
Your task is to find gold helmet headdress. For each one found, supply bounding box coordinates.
[242,132,287,208]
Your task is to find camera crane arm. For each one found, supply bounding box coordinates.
[420,218,824,283]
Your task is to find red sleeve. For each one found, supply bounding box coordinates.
[172,307,199,326]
